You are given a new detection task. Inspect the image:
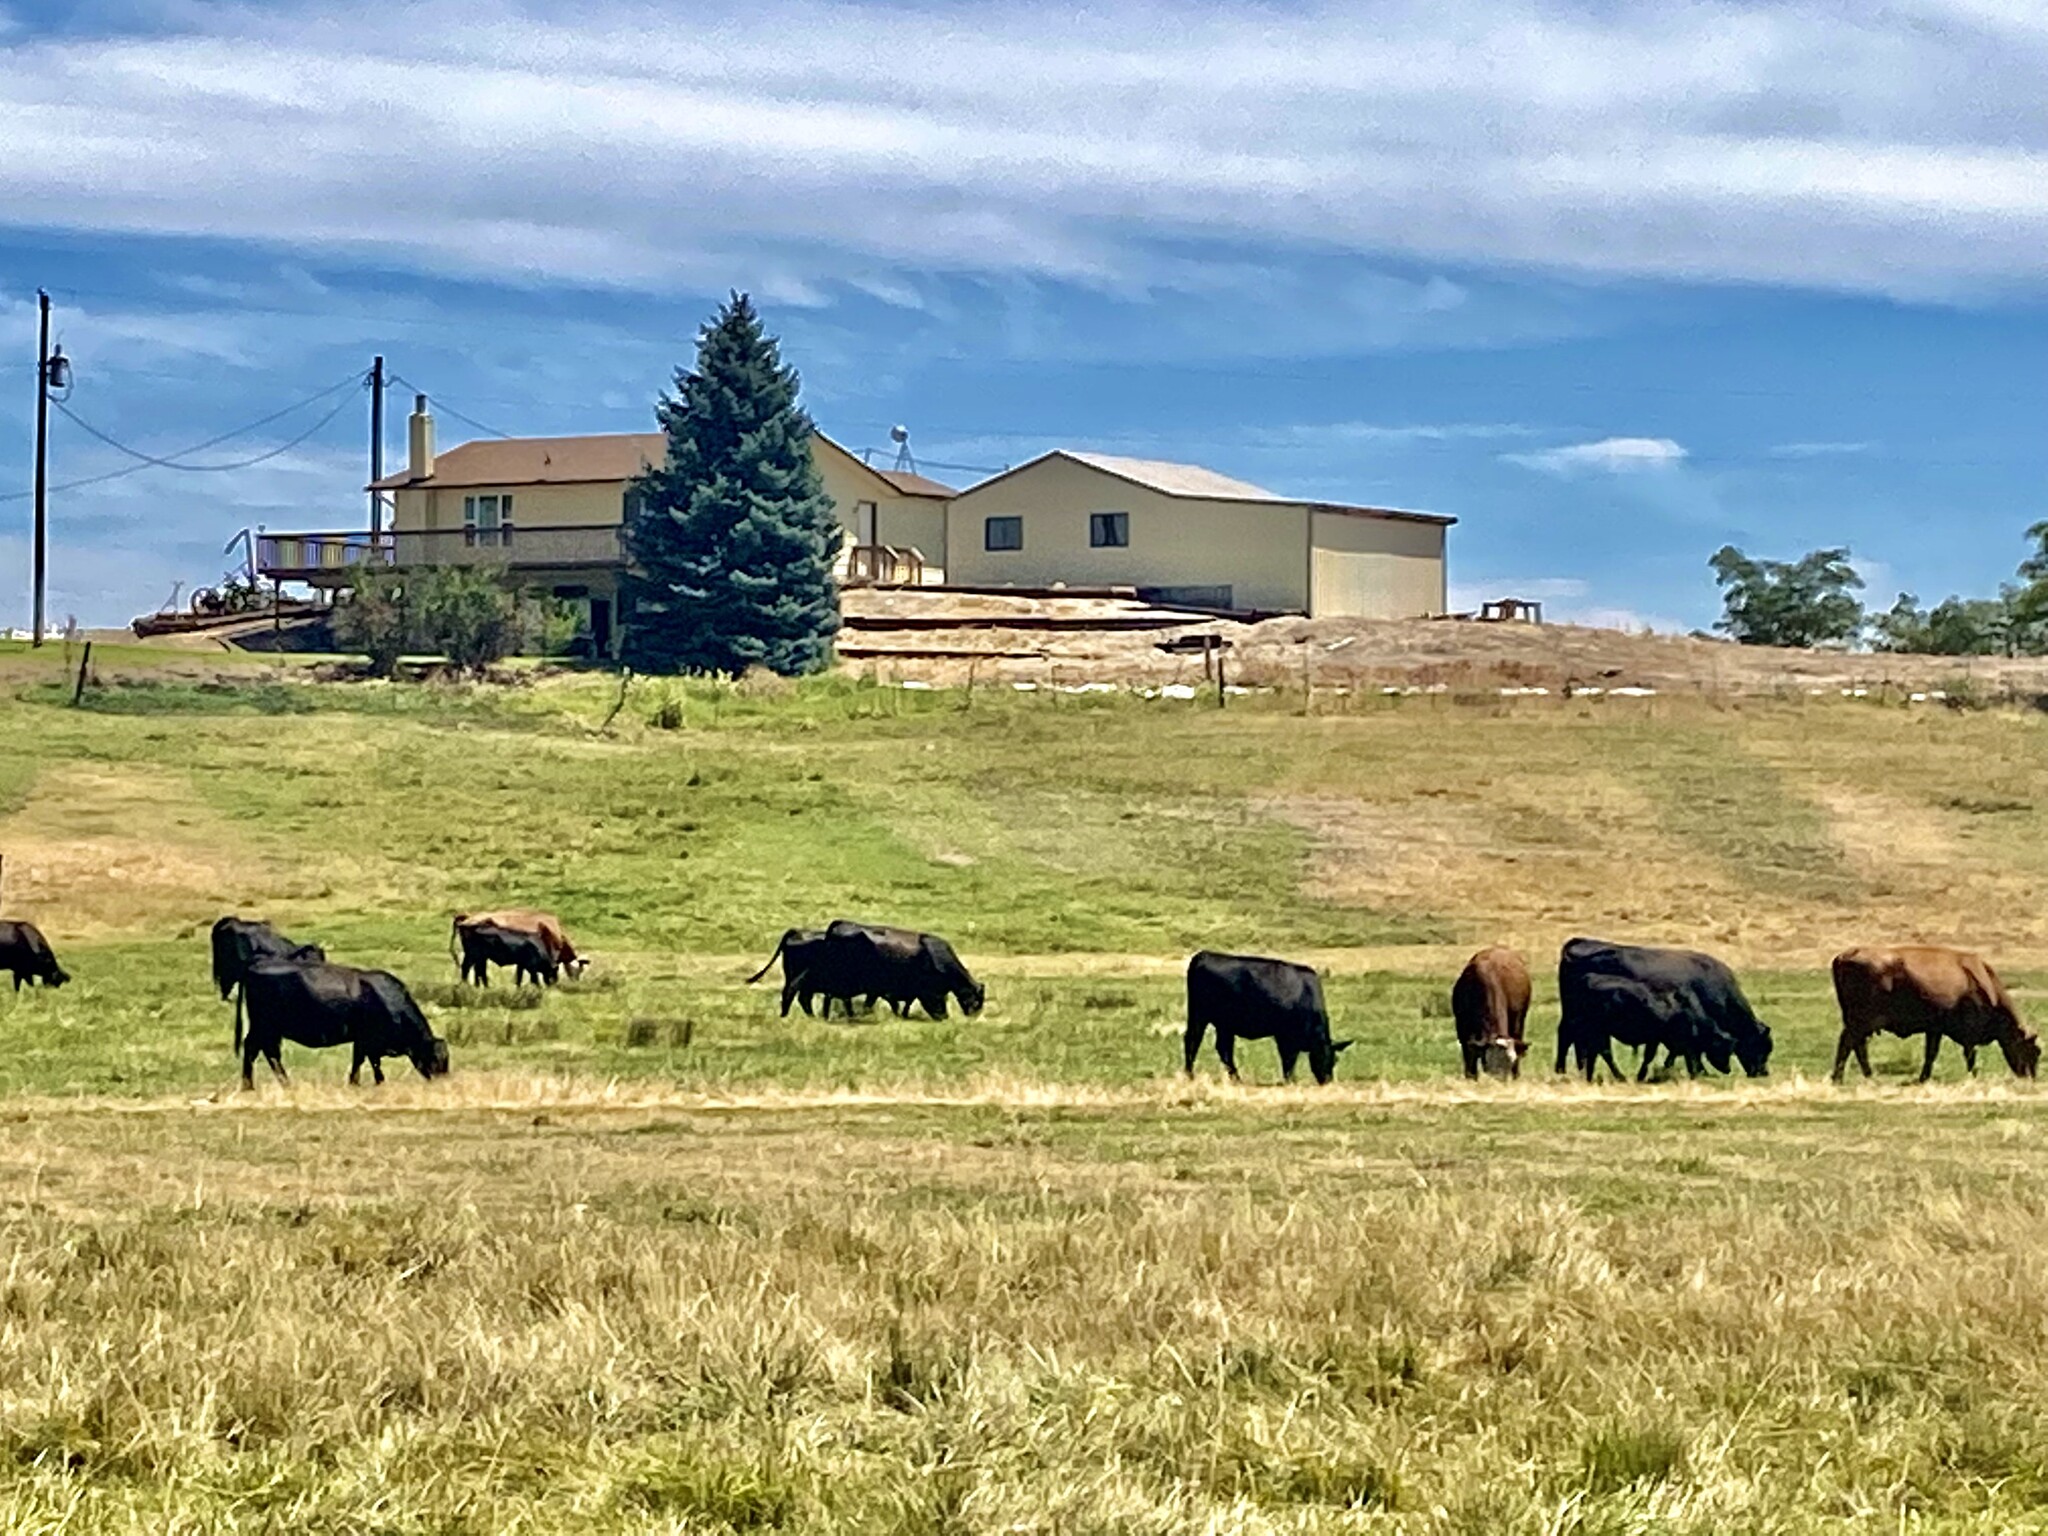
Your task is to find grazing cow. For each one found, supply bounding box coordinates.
[1831,944,2040,1083]
[806,920,986,1021]
[1184,950,1352,1084]
[450,910,585,979]
[1452,946,1531,1079]
[455,922,560,988]
[0,920,69,991]
[1557,938,1773,1081]
[240,960,449,1088]
[210,916,325,1049]
[745,928,833,1016]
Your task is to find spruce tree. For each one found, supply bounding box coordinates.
[621,294,842,674]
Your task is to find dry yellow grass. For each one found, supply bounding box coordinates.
[1,1083,2046,1531]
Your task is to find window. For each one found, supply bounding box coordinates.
[1089,511,1129,548]
[984,515,1023,552]
[464,493,512,548]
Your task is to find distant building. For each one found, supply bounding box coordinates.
[943,450,1452,617]
[255,398,951,653]
[255,401,1454,650]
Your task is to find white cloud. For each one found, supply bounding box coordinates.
[0,0,2041,298]
[1769,440,1874,457]
[1505,437,1690,474]
[1559,606,1695,635]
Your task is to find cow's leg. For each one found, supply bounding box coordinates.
[370,1055,386,1085]
[1214,1031,1241,1082]
[1279,1042,1300,1083]
[241,1039,259,1090]
[779,979,798,1017]
[1830,1031,1856,1083]
[1963,1042,1980,1075]
[1554,1029,1571,1075]
[1183,1018,1207,1076]
[266,1049,289,1085]
[1461,1042,1480,1080]
[1597,1043,1624,1082]
[1854,1039,1874,1078]
[1919,1031,1943,1084]
[349,1044,365,1086]
[1635,1047,1655,1084]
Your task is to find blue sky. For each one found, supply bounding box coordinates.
[2,0,2043,630]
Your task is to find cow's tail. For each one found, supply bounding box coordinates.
[449,915,467,973]
[233,983,246,1054]
[746,930,793,985]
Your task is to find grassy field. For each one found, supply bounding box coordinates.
[5,657,2048,1529]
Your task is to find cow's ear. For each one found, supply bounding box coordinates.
[1331,1039,1355,1055]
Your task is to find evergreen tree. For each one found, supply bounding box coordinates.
[621,294,842,675]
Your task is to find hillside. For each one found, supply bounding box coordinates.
[4,657,2048,1529]
[844,589,2048,697]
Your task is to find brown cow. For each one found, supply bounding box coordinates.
[450,910,587,979]
[1452,945,1531,1079]
[1831,944,2040,1083]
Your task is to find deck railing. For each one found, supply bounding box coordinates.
[257,525,623,580]
[842,544,927,586]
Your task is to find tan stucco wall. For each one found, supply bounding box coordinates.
[1307,511,1448,619]
[944,456,1311,611]
[813,452,945,578]
[391,481,630,532]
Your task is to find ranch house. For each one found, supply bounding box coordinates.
[942,450,1453,618]
[255,397,954,652]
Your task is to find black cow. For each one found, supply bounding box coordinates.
[804,920,986,1020]
[1184,950,1352,1084]
[745,928,835,1016]
[1556,938,1773,1081]
[455,922,559,988]
[0,920,69,991]
[240,960,449,1088]
[211,916,325,1048]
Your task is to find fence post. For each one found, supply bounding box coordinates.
[70,641,92,707]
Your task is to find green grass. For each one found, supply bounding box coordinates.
[6,662,2048,1528]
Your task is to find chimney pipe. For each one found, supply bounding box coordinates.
[408,394,434,480]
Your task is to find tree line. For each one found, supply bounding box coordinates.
[1711,525,2048,654]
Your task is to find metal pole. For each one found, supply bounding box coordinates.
[32,290,50,647]
[368,355,385,537]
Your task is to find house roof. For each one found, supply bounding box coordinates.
[869,465,957,499]
[371,428,958,498]
[371,433,663,491]
[954,449,1455,526]
[1064,451,1279,500]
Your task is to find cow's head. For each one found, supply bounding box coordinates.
[363,972,450,1079]
[44,965,70,989]
[1480,1036,1526,1080]
[2002,1029,2041,1079]
[1735,1025,1773,1078]
[564,955,590,979]
[1310,1038,1354,1085]
[954,978,987,1017]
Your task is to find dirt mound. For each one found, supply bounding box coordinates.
[838,588,2048,696]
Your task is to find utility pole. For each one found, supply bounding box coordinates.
[368,354,385,537]
[31,290,49,647]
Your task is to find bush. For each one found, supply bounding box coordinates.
[331,568,576,677]
[332,567,411,677]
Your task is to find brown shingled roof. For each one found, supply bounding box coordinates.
[869,466,956,499]
[370,433,664,491]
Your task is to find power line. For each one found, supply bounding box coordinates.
[1,378,364,501]
[387,373,516,439]
[53,385,363,473]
